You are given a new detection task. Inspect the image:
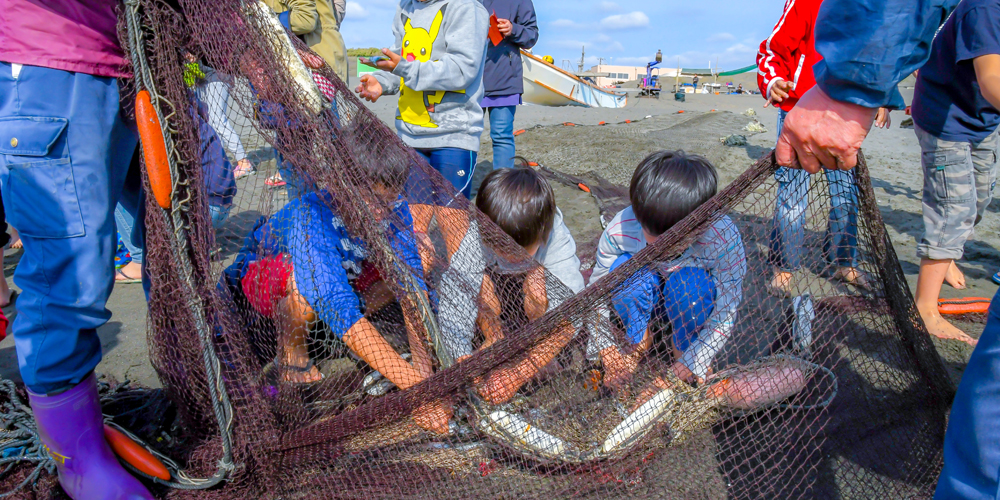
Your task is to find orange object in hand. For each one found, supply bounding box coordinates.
[135,90,173,210]
[104,424,171,481]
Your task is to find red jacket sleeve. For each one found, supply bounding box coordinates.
[756,0,814,98]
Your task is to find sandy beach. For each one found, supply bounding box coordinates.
[0,87,988,389]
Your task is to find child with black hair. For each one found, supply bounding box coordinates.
[467,167,584,403]
[588,151,746,390]
[223,147,451,434]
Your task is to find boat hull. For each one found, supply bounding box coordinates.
[521,51,627,109]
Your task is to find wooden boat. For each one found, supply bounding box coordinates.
[521,50,627,109]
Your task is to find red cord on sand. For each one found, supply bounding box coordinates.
[513,129,526,136]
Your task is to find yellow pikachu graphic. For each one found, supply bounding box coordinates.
[397,8,456,128]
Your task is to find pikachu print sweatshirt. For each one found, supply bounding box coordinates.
[372,0,489,152]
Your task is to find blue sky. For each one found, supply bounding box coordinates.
[340,0,786,71]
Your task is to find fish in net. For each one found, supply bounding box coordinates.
[0,0,956,498]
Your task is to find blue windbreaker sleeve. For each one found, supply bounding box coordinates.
[287,198,364,339]
[386,200,428,294]
[813,0,960,109]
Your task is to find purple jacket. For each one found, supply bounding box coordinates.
[1,0,128,78]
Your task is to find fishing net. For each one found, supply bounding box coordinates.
[0,0,957,497]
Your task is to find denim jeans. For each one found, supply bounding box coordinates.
[935,286,1000,500]
[769,110,859,272]
[209,204,231,230]
[416,148,478,199]
[486,106,516,170]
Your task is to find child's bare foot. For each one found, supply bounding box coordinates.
[279,359,324,384]
[0,287,14,308]
[767,271,794,298]
[917,302,977,346]
[8,228,20,250]
[833,266,870,289]
[944,261,967,290]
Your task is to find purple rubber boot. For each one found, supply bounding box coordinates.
[28,374,155,500]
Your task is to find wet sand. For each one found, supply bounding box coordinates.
[0,89,986,391]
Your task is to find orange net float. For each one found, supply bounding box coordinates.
[135,90,173,210]
[938,297,991,315]
[104,424,171,481]
[513,129,526,136]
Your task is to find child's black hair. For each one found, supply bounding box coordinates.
[476,167,556,248]
[345,133,410,193]
[630,150,718,236]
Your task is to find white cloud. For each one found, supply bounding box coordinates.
[706,32,736,43]
[346,2,369,19]
[551,19,581,28]
[599,1,620,11]
[600,11,649,30]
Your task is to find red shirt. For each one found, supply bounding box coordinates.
[1,1,128,78]
[756,0,823,112]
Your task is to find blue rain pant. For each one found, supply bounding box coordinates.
[935,285,1000,500]
[609,253,716,349]
[0,62,139,394]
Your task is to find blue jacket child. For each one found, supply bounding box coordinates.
[482,0,538,98]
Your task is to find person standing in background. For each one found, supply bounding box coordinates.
[693,74,699,90]
[266,0,349,82]
[482,0,537,170]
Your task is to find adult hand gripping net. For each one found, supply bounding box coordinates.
[93,1,957,498]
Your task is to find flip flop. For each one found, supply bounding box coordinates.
[992,271,1000,285]
[115,269,142,284]
[233,162,256,180]
[274,357,325,386]
[265,173,286,188]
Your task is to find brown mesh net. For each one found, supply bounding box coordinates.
[0,0,958,498]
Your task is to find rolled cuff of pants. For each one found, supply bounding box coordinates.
[916,125,979,262]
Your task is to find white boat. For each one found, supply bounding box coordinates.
[521,51,627,109]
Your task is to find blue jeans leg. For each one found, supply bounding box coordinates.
[0,63,138,394]
[823,168,859,268]
[487,106,516,170]
[416,148,478,199]
[770,166,811,272]
[935,286,1000,500]
[114,155,145,265]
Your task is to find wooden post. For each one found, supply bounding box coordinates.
[675,58,680,93]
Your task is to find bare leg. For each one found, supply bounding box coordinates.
[8,227,20,250]
[915,258,976,345]
[833,266,870,289]
[275,291,323,383]
[944,260,967,289]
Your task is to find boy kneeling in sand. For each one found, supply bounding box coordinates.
[468,167,586,404]
[588,151,746,393]
[224,155,451,434]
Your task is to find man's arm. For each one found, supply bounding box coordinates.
[285,0,320,35]
[812,0,960,109]
[974,54,1000,109]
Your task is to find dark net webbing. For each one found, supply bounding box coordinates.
[27,0,954,498]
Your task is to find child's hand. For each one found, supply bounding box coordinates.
[874,107,891,129]
[765,79,794,107]
[355,75,383,102]
[601,346,639,391]
[413,398,453,435]
[670,361,703,386]
[497,18,513,37]
[374,48,402,72]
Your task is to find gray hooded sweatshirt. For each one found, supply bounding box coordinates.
[372,0,489,152]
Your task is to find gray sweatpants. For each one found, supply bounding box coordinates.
[916,125,1000,260]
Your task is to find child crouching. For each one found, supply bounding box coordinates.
[223,153,450,434]
[470,167,585,404]
[588,151,746,392]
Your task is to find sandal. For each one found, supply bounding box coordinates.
[265,173,286,188]
[115,268,142,284]
[993,271,1000,285]
[233,161,256,180]
[276,358,325,385]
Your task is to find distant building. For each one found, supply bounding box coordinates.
[587,64,686,88]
